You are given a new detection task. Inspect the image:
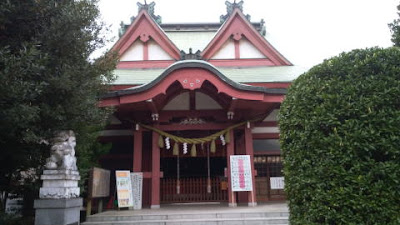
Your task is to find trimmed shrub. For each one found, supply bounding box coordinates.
[279,48,400,225]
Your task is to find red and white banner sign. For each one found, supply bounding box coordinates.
[230,155,253,192]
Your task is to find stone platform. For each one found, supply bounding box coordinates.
[39,170,80,199]
[35,169,82,225]
[82,202,289,225]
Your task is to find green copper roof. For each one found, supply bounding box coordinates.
[218,66,308,82]
[105,61,287,99]
[112,64,309,85]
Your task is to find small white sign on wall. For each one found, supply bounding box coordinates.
[270,177,285,190]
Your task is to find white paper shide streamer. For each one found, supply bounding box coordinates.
[165,137,170,149]
[220,134,226,146]
[183,143,188,154]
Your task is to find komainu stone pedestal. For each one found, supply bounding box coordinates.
[39,170,80,199]
[34,198,82,225]
[34,170,82,225]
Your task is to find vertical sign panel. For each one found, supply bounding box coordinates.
[230,155,253,192]
[115,170,133,208]
[131,172,143,210]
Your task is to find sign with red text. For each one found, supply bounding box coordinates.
[230,155,253,192]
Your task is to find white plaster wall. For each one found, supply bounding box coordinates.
[163,92,190,110]
[263,109,279,121]
[211,39,235,59]
[195,92,222,110]
[120,39,143,61]
[148,39,173,60]
[239,37,265,59]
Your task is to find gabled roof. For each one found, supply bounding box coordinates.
[111,9,181,60]
[201,8,292,66]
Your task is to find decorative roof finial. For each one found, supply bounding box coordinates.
[220,0,251,23]
[136,1,162,24]
[180,48,202,60]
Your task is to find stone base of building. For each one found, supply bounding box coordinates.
[34,198,82,225]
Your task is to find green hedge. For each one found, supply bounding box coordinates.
[279,48,400,225]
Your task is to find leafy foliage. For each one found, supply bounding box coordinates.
[389,4,400,46]
[0,0,117,213]
[0,212,34,225]
[279,48,400,225]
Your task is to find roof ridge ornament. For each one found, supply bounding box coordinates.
[135,1,162,24]
[137,1,162,24]
[220,0,251,23]
[118,1,162,37]
[180,48,202,60]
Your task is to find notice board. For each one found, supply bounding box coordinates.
[88,167,110,198]
[230,155,253,192]
[130,172,143,210]
[270,177,285,190]
[115,170,133,207]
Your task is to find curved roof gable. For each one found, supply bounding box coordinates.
[103,60,286,98]
[201,8,292,66]
[100,60,287,107]
[112,9,181,60]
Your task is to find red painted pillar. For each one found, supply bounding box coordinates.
[151,130,160,209]
[226,130,237,207]
[133,129,142,172]
[244,124,257,206]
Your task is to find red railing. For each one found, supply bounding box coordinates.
[161,177,228,203]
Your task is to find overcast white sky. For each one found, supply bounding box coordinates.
[98,0,399,67]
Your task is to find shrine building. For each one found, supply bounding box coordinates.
[98,1,306,208]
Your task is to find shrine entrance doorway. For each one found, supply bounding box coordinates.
[160,131,228,203]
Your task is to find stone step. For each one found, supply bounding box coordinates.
[82,217,289,225]
[86,212,289,222]
[82,203,289,225]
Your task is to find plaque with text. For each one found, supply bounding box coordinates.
[230,155,253,192]
[130,172,143,210]
[115,170,133,207]
[270,177,285,190]
[89,167,110,198]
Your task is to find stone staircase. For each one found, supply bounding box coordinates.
[82,203,289,225]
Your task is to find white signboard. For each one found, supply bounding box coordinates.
[270,177,285,190]
[131,172,143,210]
[115,170,133,208]
[230,155,253,192]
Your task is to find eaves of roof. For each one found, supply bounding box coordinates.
[103,60,290,99]
[111,63,308,85]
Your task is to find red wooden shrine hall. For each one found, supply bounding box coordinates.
[98,1,304,208]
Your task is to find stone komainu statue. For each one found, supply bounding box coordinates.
[45,130,77,170]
